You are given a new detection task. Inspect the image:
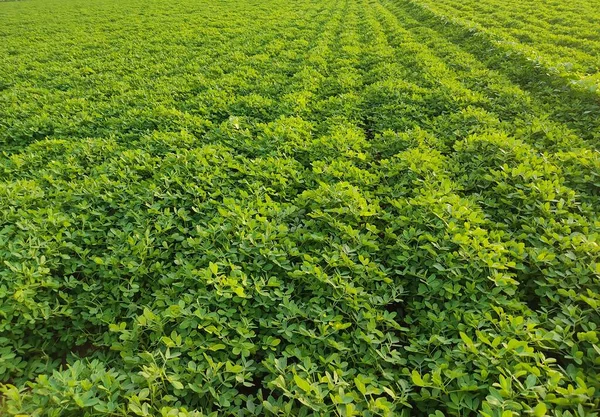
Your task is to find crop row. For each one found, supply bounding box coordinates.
[405,0,600,95]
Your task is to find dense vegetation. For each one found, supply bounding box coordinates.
[1,0,599,415]
[411,0,600,93]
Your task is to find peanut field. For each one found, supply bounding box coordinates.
[0,0,599,416]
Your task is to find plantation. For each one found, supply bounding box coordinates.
[0,0,599,415]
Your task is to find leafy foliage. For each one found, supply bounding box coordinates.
[0,0,599,416]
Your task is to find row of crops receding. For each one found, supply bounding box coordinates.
[0,0,599,415]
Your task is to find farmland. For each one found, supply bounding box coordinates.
[1,0,599,415]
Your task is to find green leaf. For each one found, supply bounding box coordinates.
[460,332,476,352]
[354,376,366,395]
[533,403,547,417]
[411,370,424,387]
[209,343,226,351]
[294,374,312,393]
[171,380,184,390]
